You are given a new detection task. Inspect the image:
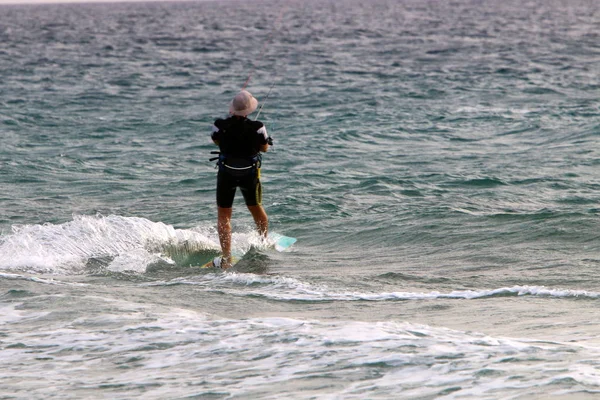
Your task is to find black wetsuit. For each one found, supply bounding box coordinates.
[211,116,269,208]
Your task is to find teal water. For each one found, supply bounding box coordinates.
[1,0,600,398]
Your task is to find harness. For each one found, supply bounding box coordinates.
[210,151,262,176]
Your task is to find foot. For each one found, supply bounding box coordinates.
[212,256,233,269]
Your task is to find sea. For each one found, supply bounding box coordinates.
[1,0,599,398]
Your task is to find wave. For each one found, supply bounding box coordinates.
[1,293,595,399]
[147,273,600,302]
[0,214,259,274]
[0,272,88,286]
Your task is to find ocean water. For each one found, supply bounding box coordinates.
[1,0,600,398]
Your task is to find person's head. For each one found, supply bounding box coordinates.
[229,90,258,117]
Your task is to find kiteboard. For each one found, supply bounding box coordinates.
[201,232,296,269]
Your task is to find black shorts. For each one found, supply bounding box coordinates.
[216,169,262,208]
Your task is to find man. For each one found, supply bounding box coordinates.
[211,90,272,269]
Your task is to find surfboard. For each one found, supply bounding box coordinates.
[201,232,296,269]
[268,232,297,252]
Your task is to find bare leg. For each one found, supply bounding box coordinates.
[247,205,268,238]
[217,207,233,268]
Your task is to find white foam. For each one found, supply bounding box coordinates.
[0,272,88,286]
[106,248,174,273]
[1,294,597,399]
[211,272,308,287]
[178,275,600,302]
[0,303,50,325]
[0,214,219,274]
